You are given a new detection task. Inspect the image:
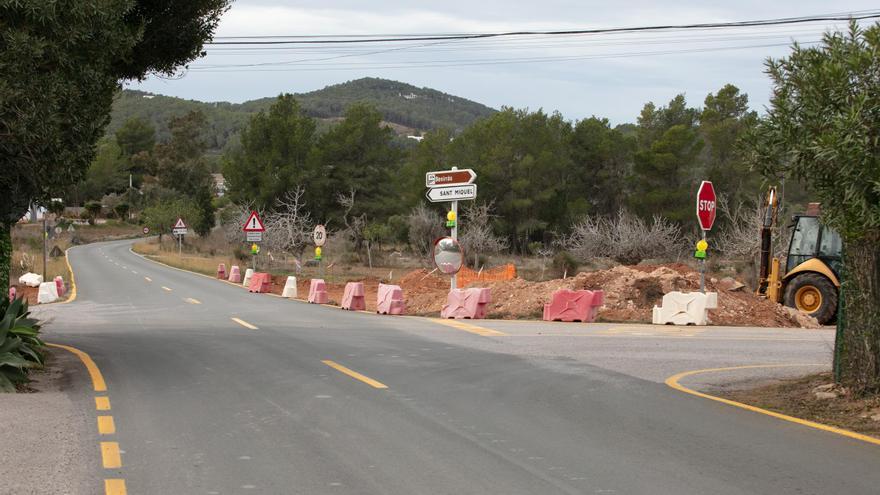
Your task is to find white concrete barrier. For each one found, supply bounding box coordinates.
[652,291,718,326]
[242,268,254,287]
[281,276,297,298]
[37,281,59,304]
[18,272,43,287]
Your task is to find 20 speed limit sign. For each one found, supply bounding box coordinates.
[313,225,326,247]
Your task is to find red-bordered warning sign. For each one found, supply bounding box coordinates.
[242,211,266,232]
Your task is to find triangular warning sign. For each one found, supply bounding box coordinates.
[242,211,265,232]
[174,218,186,229]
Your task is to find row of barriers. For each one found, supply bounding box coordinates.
[217,263,714,325]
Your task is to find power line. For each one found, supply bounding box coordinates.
[205,11,880,45]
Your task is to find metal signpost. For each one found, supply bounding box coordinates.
[425,167,477,289]
[313,225,326,278]
[242,211,266,271]
[695,181,717,293]
[172,218,188,256]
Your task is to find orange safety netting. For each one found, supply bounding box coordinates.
[458,264,516,287]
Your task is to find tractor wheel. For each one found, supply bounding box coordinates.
[783,273,838,325]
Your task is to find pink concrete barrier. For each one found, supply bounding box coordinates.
[228,265,241,283]
[341,282,366,311]
[376,284,405,315]
[308,279,329,304]
[9,287,16,302]
[542,289,604,322]
[248,272,271,293]
[54,276,66,297]
[217,263,227,279]
[441,288,492,319]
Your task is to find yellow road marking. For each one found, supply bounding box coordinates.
[48,343,107,392]
[100,442,122,468]
[95,397,111,411]
[322,360,388,389]
[162,286,172,292]
[428,318,507,337]
[184,298,202,305]
[144,277,152,282]
[57,248,77,304]
[105,479,127,495]
[231,317,258,330]
[666,364,880,447]
[98,415,116,435]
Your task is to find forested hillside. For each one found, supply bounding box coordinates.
[109,78,496,152]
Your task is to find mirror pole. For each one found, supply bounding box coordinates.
[451,199,458,289]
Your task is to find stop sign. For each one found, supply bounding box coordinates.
[696,181,717,231]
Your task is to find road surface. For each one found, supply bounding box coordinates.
[33,239,878,494]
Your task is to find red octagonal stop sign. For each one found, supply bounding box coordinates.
[696,180,717,231]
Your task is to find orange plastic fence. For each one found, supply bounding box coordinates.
[458,264,516,287]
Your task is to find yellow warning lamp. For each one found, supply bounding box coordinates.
[250,243,260,255]
[694,239,708,259]
[446,210,457,228]
[315,246,323,261]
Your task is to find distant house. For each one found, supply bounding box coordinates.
[406,135,424,142]
[211,174,227,197]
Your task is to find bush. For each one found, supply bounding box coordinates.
[551,251,579,278]
[561,209,683,265]
[0,298,45,392]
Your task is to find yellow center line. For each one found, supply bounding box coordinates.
[98,415,116,435]
[322,360,388,389]
[47,343,106,392]
[95,397,111,411]
[162,286,172,292]
[144,277,152,282]
[184,298,202,305]
[105,479,127,495]
[100,441,122,468]
[231,317,258,330]
[428,318,507,337]
[666,363,880,447]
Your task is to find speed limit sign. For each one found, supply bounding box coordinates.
[313,225,326,247]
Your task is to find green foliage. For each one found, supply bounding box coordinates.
[223,95,317,211]
[84,201,103,223]
[115,117,156,158]
[141,199,199,242]
[746,23,880,240]
[113,203,130,220]
[0,297,45,392]
[48,199,65,217]
[700,85,759,203]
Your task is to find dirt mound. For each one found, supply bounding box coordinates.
[399,264,819,328]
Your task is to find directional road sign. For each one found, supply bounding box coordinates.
[426,169,477,188]
[426,184,477,203]
[243,211,266,232]
[696,181,717,231]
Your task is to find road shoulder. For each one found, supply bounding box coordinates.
[0,347,95,495]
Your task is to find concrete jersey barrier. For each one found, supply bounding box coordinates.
[376,284,405,315]
[441,288,491,319]
[543,289,604,322]
[341,282,366,311]
[652,291,718,326]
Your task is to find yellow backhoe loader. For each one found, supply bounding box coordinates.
[756,187,841,324]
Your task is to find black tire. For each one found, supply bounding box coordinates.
[783,273,838,325]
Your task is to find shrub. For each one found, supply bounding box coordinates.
[561,209,683,265]
[0,298,45,392]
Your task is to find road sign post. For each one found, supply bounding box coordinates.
[243,211,266,271]
[172,218,188,256]
[313,225,326,279]
[696,181,717,293]
[425,167,477,290]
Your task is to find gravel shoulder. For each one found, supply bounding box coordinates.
[0,348,95,495]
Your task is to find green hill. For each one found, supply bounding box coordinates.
[109,77,496,153]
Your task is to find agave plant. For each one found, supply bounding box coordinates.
[0,297,45,392]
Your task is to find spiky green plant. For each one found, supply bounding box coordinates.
[0,298,44,392]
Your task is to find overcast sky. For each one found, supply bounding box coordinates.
[129,1,879,124]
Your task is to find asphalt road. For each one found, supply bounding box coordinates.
[33,239,879,494]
